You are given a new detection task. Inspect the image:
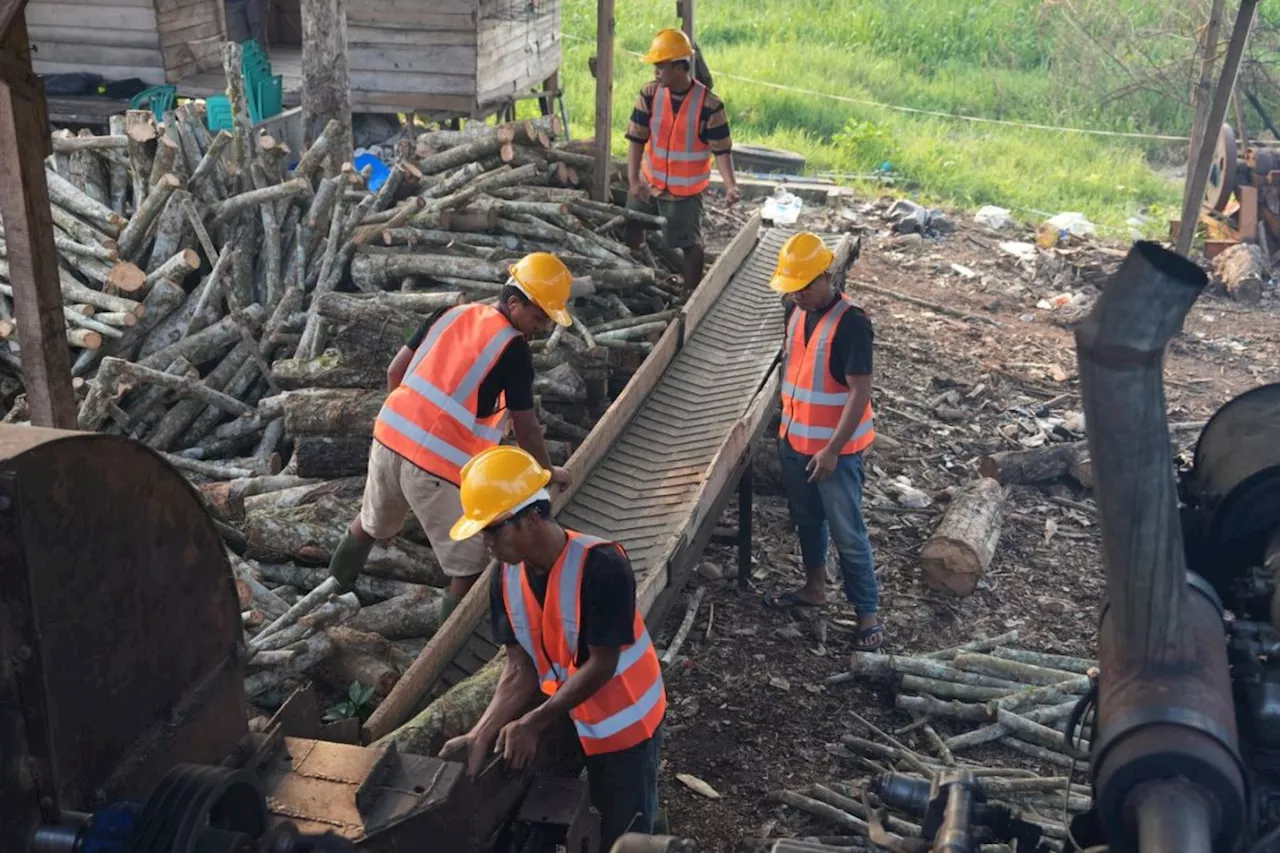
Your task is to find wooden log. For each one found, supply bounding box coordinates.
[921,630,1021,660]
[987,677,1092,715]
[945,701,1079,752]
[105,117,130,215]
[145,190,191,275]
[125,110,156,206]
[1212,242,1264,304]
[211,179,310,227]
[251,593,361,651]
[995,707,1086,754]
[350,253,505,290]
[376,650,505,755]
[138,305,264,371]
[849,652,1024,688]
[952,653,1083,687]
[49,203,113,248]
[919,477,1007,597]
[244,632,337,698]
[301,0,353,175]
[766,790,873,837]
[145,248,200,291]
[348,587,442,640]
[998,737,1076,769]
[45,167,126,235]
[417,137,504,176]
[319,626,408,696]
[989,647,1097,675]
[116,173,181,261]
[52,231,117,263]
[272,387,383,437]
[240,476,361,514]
[411,208,500,233]
[161,452,256,479]
[242,495,447,586]
[52,134,128,153]
[293,435,372,478]
[893,693,991,722]
[978,442,1089,485]
[420,161,485,201]
[66,328,102,349]
[188,130,231,203]
[897,674,1013,702]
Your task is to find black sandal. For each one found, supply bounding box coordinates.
[763,590,823,610]
[854,623,884,652]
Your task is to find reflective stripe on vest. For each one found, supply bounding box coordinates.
[501,531,667,755]
[373,304,519,484]
[779,294,876,456]
[642,82,712,197]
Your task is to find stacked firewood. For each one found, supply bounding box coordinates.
[788,632,1095,851]
[0,43,693,712]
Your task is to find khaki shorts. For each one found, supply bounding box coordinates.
[627,192,703,250]
[359,440,490,579]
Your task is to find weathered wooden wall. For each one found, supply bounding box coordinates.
[26,0,168,85]
[475,0,560,109]
[346,0,479,114]
[155,0,225,80]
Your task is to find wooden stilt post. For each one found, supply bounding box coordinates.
[592,0,615,203]
[0,9,77,429]
[1177,0,1259,256]
[677,0,695,43]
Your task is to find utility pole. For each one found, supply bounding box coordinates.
[592,0,616,202]
[301,0,353,174]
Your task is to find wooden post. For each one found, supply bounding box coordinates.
[539,71,559,117]
[0,11,77,429]
[301,0,352,172]
[1177,0,1259,256]
[677,0,695,42]
[1182,0,1225,222]
[592,0,615,203]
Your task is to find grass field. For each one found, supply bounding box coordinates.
[552,0,1275,234]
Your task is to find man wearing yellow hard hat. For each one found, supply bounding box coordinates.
[625,27,741,293]
[441,445,666,853]
[765,232,883,651]
[327,253,577,624]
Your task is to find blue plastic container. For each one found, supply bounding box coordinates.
[354,152,391,193]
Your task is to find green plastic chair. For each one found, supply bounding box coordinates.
[129,84,177,119]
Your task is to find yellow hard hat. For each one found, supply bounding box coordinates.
[450,446,553,541]
[768,232,835,293]
[509,252,573,327]
[641,28,695,65]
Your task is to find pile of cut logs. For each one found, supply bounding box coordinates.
[769,632,1095,852]
[0,43,690,718]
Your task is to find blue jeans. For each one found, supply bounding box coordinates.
[778,438,879,615]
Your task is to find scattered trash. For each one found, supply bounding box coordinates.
[1036,212,1097,248]
[886,199,954,237]
[763,187,803,225]
[975,205,1015,230]
[950,263,977,279]
[999,241,1039,262]
[885,476,933,509]
[676,773,722,800]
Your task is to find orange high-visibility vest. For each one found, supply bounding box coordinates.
[642,82,712,197]
[373,304,520,484]
[502,531,666,756]
[779,294,875,456]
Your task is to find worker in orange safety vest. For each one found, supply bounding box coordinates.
[327,253,577,624]
[763,232,883,652]
[441,446,666,853]
[625,27,741,292]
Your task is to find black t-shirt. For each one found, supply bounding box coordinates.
[490,541,638,666]
[404,308,535,415]
[784,295,874,383]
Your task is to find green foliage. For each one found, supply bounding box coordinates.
[325,681,378,723]
[546,0,1277,232]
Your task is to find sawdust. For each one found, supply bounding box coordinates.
[650,193,1280,851]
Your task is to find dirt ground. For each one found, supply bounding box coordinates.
[648,194,1280,851]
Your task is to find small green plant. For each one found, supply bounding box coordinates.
[833,118,898,172]
[325,681,378,723]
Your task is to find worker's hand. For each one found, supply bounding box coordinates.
[806,447,838,483]
[549,466,573,491]
[629,174,650,201]
[724,184,743,205]
[440,731,495,779]
[495,714,541,771]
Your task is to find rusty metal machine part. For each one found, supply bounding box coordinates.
[1072,243,1244,853]
[1205,123,1239,213]
[0,426,248,851]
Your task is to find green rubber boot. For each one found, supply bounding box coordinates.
[438,590,463,625]
[328,532,375,594]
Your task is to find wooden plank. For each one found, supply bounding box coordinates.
[348,26,476,48]
[0,14,77,429]
[347,9,475,29]
[681,213,761,335]
[28,25,161,49]
[592,0,614,202]
[349,70,475,96]
[350,92,475,114]
[159,17,222,47]
[637,366,780,615]
[553,316,683,510]
[347,44,476,75]
[24,3,157,30]
[156,3,217,31]
[26,41,164,67]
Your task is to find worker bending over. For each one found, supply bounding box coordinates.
[328,253,575,624]
[765,233,883,652]
[626,27,741,291]
[442,446,666,853]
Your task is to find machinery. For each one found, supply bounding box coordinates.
[870,772,1051,853]
[0,426,596,853]
[1199,123,1280,252]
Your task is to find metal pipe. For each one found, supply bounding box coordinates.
[1134,780,1215,853]
[30,825,80,853]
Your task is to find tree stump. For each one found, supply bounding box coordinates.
[1212,242,1265,305]
[979,441,1089,485]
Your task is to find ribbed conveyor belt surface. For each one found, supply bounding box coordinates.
[426,223,851,696]
[555,226,792,579]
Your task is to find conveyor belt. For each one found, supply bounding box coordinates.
[368,217,855,730]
